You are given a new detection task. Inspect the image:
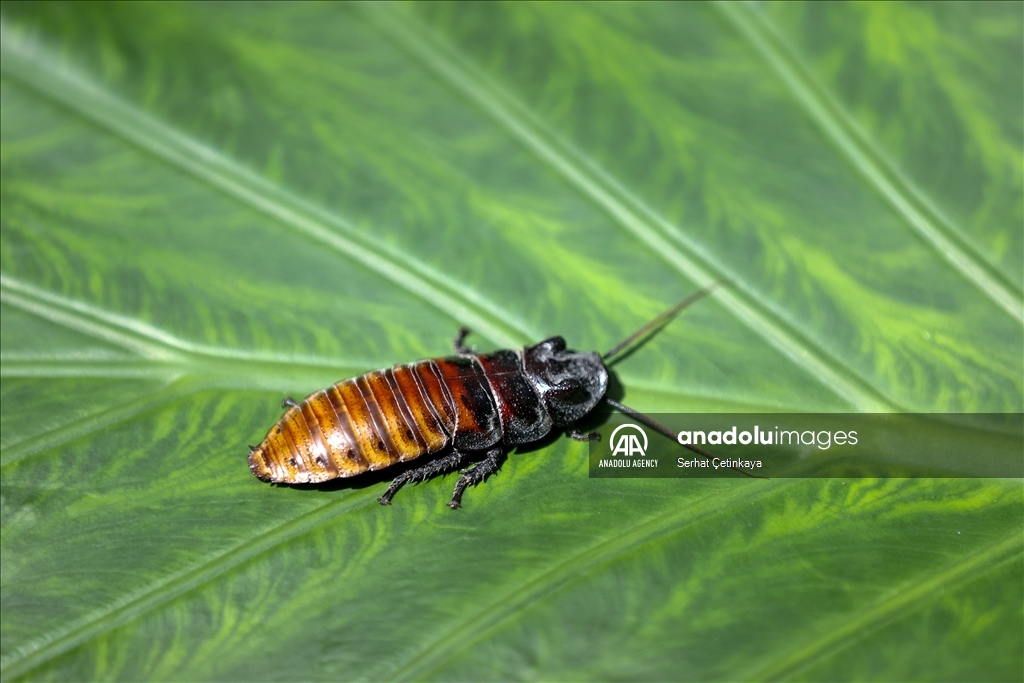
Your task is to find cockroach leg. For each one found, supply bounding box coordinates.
[453,326,476,355]
[378,449,469,506]
[567,429,599,441]
[281,397,298,408]
[449,447,505,509]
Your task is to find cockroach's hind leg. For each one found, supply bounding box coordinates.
[453,326,476,355]
[378,449,469,506]
[282,397,298,408]
[449,447,505,509]
[567,429,599,442]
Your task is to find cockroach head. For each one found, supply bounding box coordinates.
[523,336,608,426]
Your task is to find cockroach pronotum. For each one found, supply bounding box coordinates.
[248,283,740,508]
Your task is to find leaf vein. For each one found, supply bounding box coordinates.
[0,274,383,370]
[389,479,795,682]
[0,490,379,680]
[0,26,536,350]
[0,378,194,467]
[715,1,1024,324]
[743,529,1024,681]
[361,3,898,412]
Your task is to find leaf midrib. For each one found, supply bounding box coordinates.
[0,275,384,372]
[0,270,805,471]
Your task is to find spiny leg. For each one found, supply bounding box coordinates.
[453,326,475,355]
[567,428,599,441]
[378,450,469,506]
[449,447,506,509]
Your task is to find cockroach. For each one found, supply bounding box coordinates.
[248,283,734,508]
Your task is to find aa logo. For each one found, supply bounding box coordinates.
[609,423,648,457]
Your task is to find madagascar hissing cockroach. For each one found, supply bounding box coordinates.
[248,283,734,508]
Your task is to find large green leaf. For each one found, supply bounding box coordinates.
[1,2,1021,681]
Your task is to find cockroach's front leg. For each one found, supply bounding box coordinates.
[453,326,476,355]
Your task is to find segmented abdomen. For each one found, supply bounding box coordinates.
[249,358,502,484]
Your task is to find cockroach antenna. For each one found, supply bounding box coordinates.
[603,397,763,478]
[601,280,728,364]
[598,281,764,479]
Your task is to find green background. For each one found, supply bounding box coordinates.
[1,2,1021,680]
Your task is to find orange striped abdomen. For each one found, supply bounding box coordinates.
[249,360,461,484]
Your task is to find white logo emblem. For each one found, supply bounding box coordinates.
[609,423,648,457]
